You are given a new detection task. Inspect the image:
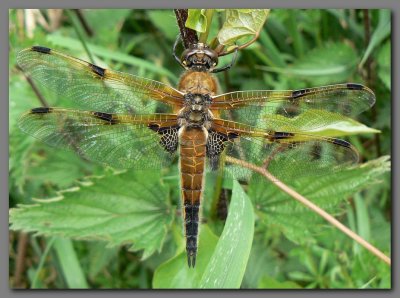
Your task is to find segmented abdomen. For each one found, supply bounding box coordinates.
[179,126,207,267]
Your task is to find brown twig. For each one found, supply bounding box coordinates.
[16,64,49,107]
[225,155,391,266]
[14,232,28,288]
[174,9,198,48]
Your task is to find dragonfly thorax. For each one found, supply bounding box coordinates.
[178,93,213,128]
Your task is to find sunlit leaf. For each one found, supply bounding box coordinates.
[186,9,208,33]
[218,9,270,45]
[152,225,219,288]
[199,180,254,288]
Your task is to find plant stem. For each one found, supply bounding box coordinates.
[225,155,391,266]
[199,9,214,44]
[66,9,94,64]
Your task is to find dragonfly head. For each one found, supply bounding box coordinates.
[181,43,218,72]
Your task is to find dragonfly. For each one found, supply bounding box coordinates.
[17,41,375,268]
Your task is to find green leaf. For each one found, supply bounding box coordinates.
[258,276,301,289]
[10,170,175,259]
[152,225,219,288]
[359,9,391,68]
[186,9,208,33]
[83,9,131,46]
[53,237,89,288]
[376,40,390,90]
[250,156,390,244]
[262,110,380,137]
[260,42,358,85]
[147,10,179,41]
[218,9,270,45]
[199,180,254,288]
[46,35,178,81]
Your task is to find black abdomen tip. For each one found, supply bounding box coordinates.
[31,107,51,114]
[31,46,51,54]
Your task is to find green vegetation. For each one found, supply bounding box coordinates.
[9,9,391,289]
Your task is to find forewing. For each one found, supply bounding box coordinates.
[18,108,179,169]
[211,84,375,131]
[16,46,184,114]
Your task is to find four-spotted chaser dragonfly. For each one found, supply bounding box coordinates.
[17,42,375,267]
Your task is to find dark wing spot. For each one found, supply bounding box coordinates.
[31,46,51,54]
[292,88,309,98]
[332,138,351,148]
[93,111,117,124]
[272,131,295,140]
[90,63,105,77]
[31,107,52,114]
[346,83,364,90]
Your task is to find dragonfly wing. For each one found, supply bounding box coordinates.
[18,108,179,170]
[211,119,359,183]
[211,84,375,131]
[17,46,184,114]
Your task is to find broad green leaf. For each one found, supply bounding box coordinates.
[53,237,89,289]
[199,180,254,288]
[359,9,391,68]
[152,225,219,289]
[260,42,357,85]
[218,9,270,45]
[83,9,131,46]
[147,10,178,41]
[377,40,390,90]
[250,156,390,244]
[186,9,208,33]
[45,35,178,81]
[258,276,301,289]
[10,170,175,259]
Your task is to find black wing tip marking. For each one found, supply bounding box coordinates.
[31,46,51,54]
[93,111,118,124]
[346,83,364,90]
[31,107,52,114]
[90,63,105,77]
[332,138,352,148]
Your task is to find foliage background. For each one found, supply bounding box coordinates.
[8,9,391,289]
